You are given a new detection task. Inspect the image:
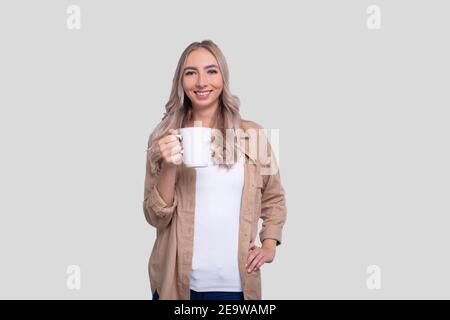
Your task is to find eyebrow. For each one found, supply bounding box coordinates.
[183,64,219,72]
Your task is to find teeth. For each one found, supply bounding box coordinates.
[196,91,211,96]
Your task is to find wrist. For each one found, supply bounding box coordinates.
[161,161,177,171]
[262,239,277,250]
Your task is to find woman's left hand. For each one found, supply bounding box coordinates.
[245,242,276,273]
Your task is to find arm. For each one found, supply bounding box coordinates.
[143,131,181,229]
[262,238,278,250]
[259,130,287,247]
[259,168,287,247]
[246,125,287,273]
[156,163,177,206]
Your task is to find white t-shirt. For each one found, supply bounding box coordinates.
[189,155,244,292]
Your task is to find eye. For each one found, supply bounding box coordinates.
[208,69,218,74]
[185,71,195,76]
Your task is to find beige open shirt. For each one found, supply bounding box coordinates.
[143,120,287,300]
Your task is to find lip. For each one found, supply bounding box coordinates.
[194,90,213,100]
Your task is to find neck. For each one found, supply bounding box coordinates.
[189,103,220,128]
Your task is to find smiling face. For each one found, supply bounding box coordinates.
[182,48,224,113]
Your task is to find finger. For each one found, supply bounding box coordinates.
[168,129,180,142]
[170,153,183,165]
[169,144,182,156]
[246,250,262,270]
[249,242,256,251]
[251,253,264,270]
[161,140,181,153]
[245,246,259,267]
[164,146,182,163]
[166,134,179,144]
[246,249,257,267]
[247,253,263,272]
[161,133,180,145]
[253,259,265,272]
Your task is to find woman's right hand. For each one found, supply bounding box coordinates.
[158,129,183,166]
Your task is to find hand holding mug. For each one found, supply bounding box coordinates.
[175,127,212,168]
[158,129,183,166]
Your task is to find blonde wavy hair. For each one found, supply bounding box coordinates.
[148,40,242,175]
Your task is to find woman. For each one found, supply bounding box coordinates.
[143,40,287,300]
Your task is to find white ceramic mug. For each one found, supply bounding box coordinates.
[176,127,212,168]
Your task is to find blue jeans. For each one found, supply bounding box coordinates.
[152,289,244,300]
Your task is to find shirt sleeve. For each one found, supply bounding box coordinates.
[143,139,177,229]
[258,128,287,246]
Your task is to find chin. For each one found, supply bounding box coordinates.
[191,96,219,107]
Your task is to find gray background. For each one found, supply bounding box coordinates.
[0,0,449,299]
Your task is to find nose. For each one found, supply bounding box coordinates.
[196,71,207,88]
